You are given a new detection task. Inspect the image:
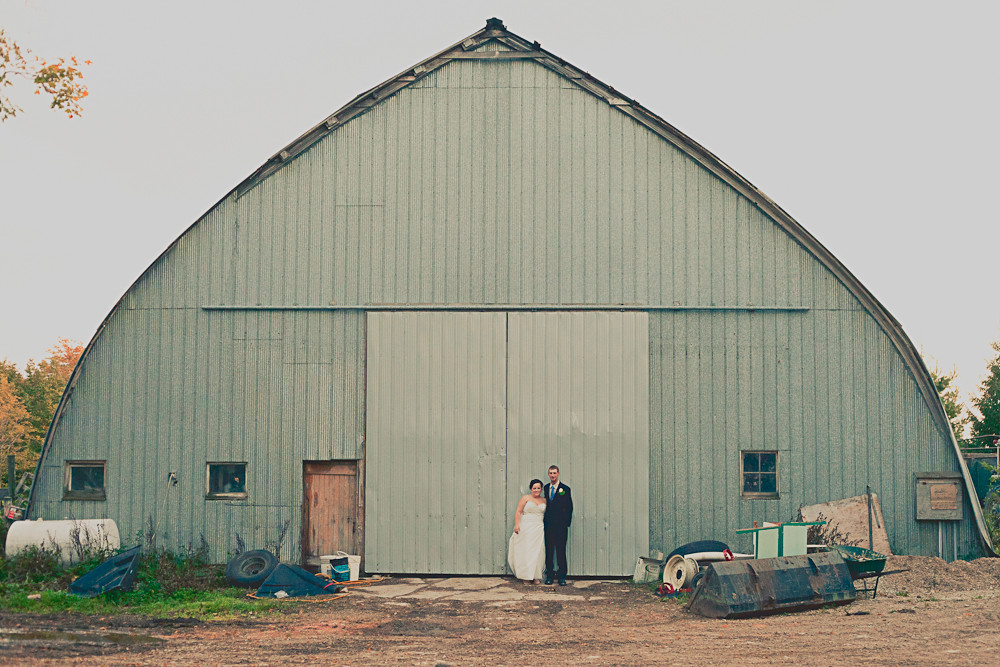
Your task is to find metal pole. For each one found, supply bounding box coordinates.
[953,522,958,562]
[866,485,874,551]
[938,522,943,560]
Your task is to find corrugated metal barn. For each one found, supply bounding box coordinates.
[28,19,994,572]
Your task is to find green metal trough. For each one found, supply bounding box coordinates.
[686,551,856,619]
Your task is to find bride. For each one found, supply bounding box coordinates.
[507,479,546,582]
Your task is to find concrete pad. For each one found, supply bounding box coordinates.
[399,577,426,585]
[587,595,606,601]
[401,588,459,600]
[571,580,610,589]
[523,592,579,601]
[354,584,426,598]
[429,577,507,590]
[447,587,525,602]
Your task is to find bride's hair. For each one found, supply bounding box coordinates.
[529,478,543,490]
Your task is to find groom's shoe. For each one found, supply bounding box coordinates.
[558,579,568,586]
[544,577,553,585]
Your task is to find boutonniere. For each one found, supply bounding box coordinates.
[558,488,565,495]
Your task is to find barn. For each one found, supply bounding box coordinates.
[28,19,994,572]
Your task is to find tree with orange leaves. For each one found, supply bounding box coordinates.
[0,375,33,482]
[18,339,85,452]
[0,28,91,122]
[0,375,38,477]
[0,340,84,478]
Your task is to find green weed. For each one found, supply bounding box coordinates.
[0,542,290,620]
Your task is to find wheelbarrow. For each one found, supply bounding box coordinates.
[826,545,905,599]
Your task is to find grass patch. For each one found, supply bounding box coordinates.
[0,543,289,620]
[0,587,287,619]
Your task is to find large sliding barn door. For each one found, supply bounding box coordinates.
[366,311,648,575]
[365,312,508,573]
[506,312,649,575]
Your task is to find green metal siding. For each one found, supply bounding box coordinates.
[366,312,509,573]
[34,294,365,562]
[232,60,854,310]
[366,311,649,575]
[649,309,980,557]
[506,312,650,575]
[31,51,982,563]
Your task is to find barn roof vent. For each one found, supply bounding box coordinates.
[485,17,506,30]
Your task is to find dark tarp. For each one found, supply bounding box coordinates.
[69,545,142,598]
[253,564,344,598]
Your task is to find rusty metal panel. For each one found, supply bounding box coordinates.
[365,312,508,573]
[507,312,650,575]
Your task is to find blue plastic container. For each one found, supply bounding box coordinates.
[329,556,350,582]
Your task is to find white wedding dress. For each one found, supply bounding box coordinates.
[507,501,546,580]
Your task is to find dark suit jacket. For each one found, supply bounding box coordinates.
[543,482,573,528]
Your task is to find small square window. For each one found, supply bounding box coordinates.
[64,461,106,500]
[206,462,247,499]
[741,451,778,499]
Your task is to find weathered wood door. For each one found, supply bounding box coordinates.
[303,461,359,565]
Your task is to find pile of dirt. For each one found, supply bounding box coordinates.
[877,555,1000,595]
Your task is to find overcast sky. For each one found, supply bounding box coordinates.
[2,1,997,405]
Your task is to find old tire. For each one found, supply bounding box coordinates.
[667,540,730,559]
[225,549,278,587]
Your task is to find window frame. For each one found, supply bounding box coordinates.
[205,462,248,500]
[740,450,779,499]
[63,460,107,501]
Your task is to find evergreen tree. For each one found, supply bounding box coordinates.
[968,338,1000,442]
[928,363,966,441]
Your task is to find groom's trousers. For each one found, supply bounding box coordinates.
[544,525,569,579]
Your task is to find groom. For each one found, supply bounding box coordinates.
[543,464,573,586]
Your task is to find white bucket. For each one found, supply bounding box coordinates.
[5,519,120,565]
[319,555,338,577]
[633,556,664,583]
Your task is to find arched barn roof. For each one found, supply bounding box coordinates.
[32,18,994,554]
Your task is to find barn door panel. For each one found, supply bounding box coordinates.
[302,461,358,565]
[506,312,650,575]
[365,312,507,573]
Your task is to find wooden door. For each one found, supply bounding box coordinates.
[303,461,359,566]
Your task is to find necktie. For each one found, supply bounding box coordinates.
[550,485,555,501]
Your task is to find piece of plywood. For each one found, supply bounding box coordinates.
[798,494,892,555]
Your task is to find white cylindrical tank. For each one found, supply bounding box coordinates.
[4,519,121,564]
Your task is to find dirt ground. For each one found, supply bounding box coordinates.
[2,555,999,666]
